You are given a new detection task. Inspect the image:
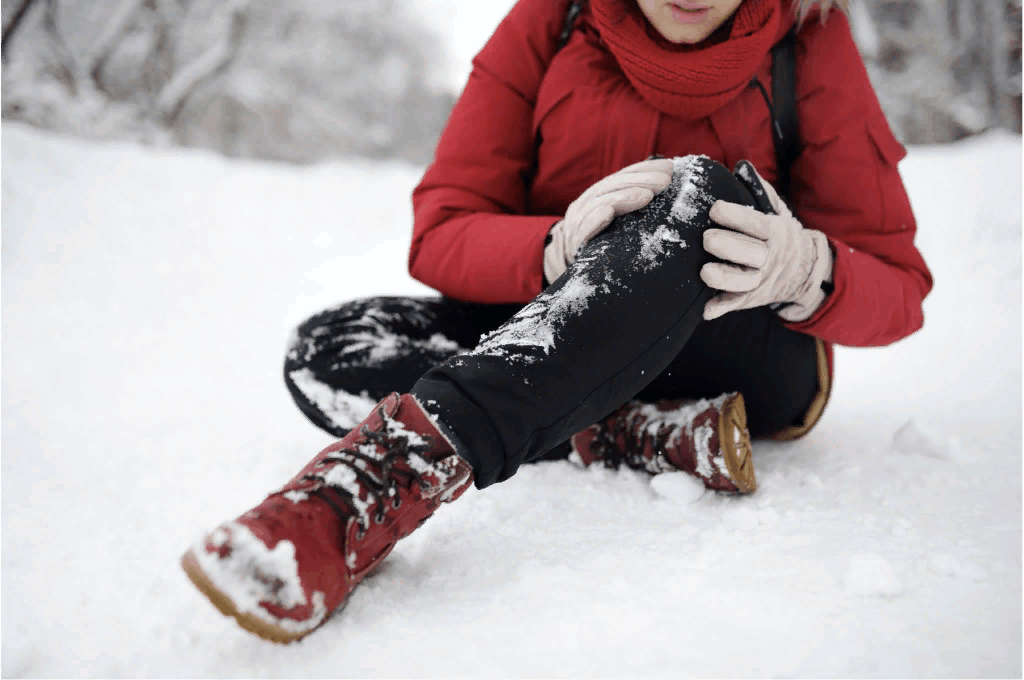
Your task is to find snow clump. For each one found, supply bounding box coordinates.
[191,523,328,634]
[670,155,711,223]
[891,419,959,460]
[650,471,706,503]
[637,224,687,271]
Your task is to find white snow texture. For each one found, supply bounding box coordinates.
[191,524,328,634]
[2,122,1021,677]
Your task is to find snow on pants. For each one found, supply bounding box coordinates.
[285,156,819,488]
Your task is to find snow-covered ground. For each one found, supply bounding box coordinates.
[2,121,1020,677]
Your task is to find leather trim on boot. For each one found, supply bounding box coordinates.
[718,393,757,493]
[771,338,831,441]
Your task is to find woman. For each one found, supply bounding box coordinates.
[182,0,932,643]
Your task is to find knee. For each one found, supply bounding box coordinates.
[660,155,756,223]
[610,156,756,241]
[587,155,755,275]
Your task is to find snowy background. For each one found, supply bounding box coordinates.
[1,0,1021,159]
[2,0,1023,678]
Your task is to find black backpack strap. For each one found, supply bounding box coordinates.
[534,0,586,194]
[558,0,587,51]
[770,25,800,202]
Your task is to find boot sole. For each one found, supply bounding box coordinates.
[181,549,310,644]
[719,394,757,493]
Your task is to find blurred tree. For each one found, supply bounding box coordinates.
[170,0,457,163]
[1,0,454,163]
[2,0,37,56]
[849,0,1022,142]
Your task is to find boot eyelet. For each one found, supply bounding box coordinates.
[392,496,402,509]
[356,528,366,540]
[373,512,385,525]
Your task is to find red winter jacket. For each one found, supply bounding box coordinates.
[410,0,933,369]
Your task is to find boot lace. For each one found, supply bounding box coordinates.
[590,422,625,470]
[300,403,436,536]
[593,407,673,474]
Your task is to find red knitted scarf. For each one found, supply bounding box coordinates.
[589,0,791,119]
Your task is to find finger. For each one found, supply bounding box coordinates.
[592,171,672,198]
[709,201,772,240]
[566,186,650,240]
[579,160,673,205]
[616,158,675,177]
[702,228,768,268]
[580,187,653,229]
[703,291,749,321]
[700,261,761,292]
[606,187,655,215]
[574,203,617,250]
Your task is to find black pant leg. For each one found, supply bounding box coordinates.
[284,296,521,436]
[635,307,819,438]
[412,156,776,488]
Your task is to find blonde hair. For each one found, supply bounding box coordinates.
[793,0,853,28]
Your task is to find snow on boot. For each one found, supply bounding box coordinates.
[180,393,473,643]
[570,392,756,493]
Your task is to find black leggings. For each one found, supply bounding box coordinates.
[285,157,819,488]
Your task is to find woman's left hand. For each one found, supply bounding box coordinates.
[700,169,833,322]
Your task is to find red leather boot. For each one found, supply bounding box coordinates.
[181,393,474,643]
[570,392,756,493]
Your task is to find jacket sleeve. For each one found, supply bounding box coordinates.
[783,11,934,347]
[409,0,571,304]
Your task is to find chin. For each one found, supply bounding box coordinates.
[654,7,717,44]
[663,26,713,44]
[671,31,708,44]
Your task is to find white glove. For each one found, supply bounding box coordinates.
[544,158,674,283]
[700,167,833,322]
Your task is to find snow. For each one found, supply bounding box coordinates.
[637,223,688,271]
[286,368,377,432]
[2,123,1021,677]
[649,472,706,503]
[734,159,763,196]
[891,417,967,461]
[191,523,326,633]
[692,424,717,479]
[844,552,903,597]
[628,394,733,479]
[471,267,597,364]
[470,304,556,364]
[670,154,711,223]
[319,464,373,534]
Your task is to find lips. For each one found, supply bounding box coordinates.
[669,1,711,23]
[671,0,710,9]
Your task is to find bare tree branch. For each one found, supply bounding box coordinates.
[2,0,37,58]
[157,2,248,123]
[84,0,145,78]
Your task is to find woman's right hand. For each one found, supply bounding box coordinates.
[543,158,674,283]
